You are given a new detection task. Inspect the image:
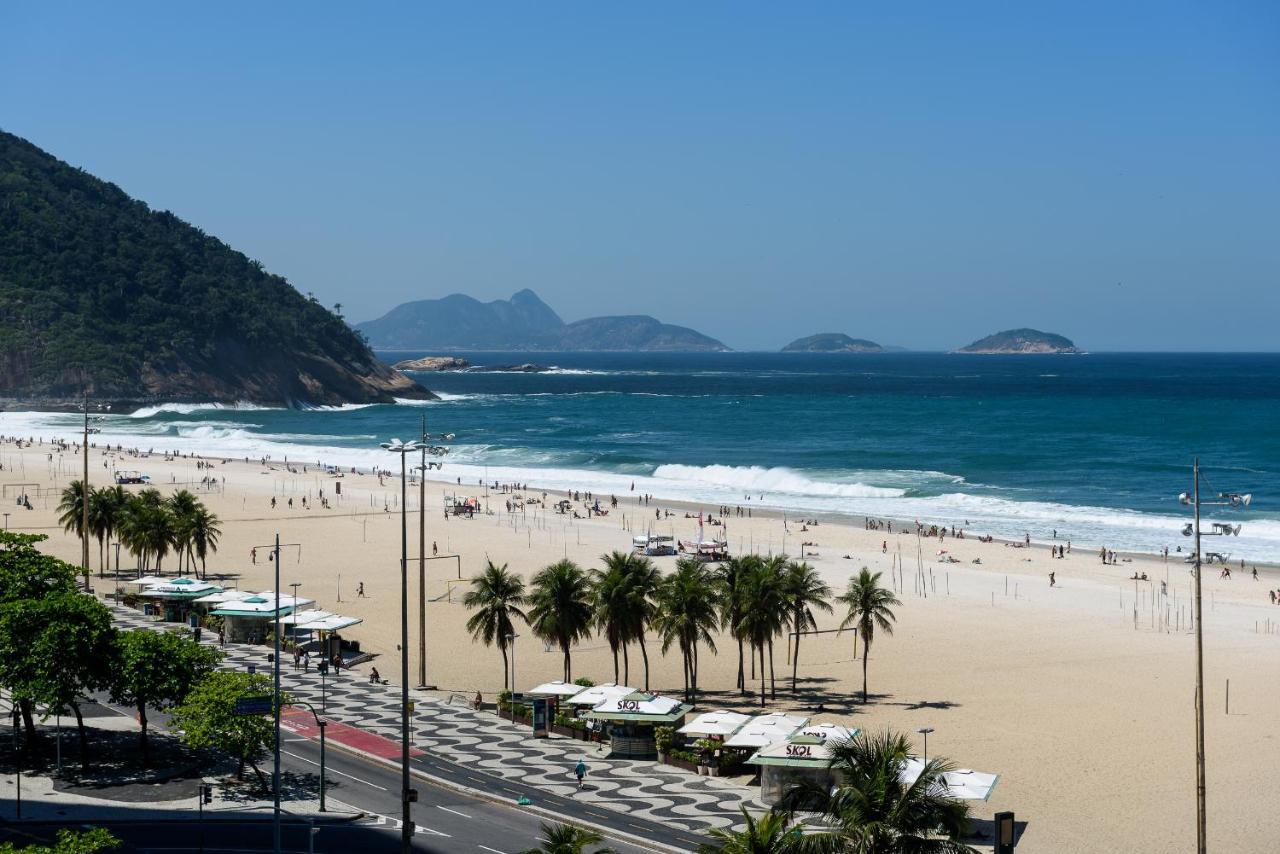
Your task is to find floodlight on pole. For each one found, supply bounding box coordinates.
[916,727,934,764]
[412,415,453,689]
[381,436,428,854]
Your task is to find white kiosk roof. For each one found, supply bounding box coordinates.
[139,579,223,598]
[723,712,810,748]
[566,683,632,706]
[194,589,254,605]
[528,680,585,697]
[899,759,1000,801]
[747,723,859,767]
[678,710,751,738]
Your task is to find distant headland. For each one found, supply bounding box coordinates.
[955,328,1081,354]
[781,333,883,353]
[357,290,729,352]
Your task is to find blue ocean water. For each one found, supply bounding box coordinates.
[4,352,1277,559]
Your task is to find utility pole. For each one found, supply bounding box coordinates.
[273,532,282,854]
[82,394,90,575]
[418,415,427,688]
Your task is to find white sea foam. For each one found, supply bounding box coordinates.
[129,402,276,418]
[652,464,906,499]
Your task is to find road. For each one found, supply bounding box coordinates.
[51,694,706,853]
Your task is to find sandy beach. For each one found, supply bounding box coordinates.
[3,437,1278,853]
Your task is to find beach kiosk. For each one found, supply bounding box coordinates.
[210,591,315,643]
[678,709,751,739]
[280,609,363,660]
[586,691,693,759]
[747,722,858,805]
[565,683,633,708]
[138,578,223,622]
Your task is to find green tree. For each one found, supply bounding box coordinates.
[520,822,614,854]
[462,561,528,691]
[0,592,116,766]
[836,568,901,704]
[699,808,804,853]
[171,670,286,788]
[527,560,593,683]
[779,730,976,853]
[591,554,633,685]
[0,532,81,738]
[652,558,719,703]
[167,490,199,575]
[108,628,222,759]
[0,827,120,853]
[783,560,832,695]
[95,485,128,575]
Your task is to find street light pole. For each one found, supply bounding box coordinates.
[917,726,934,765]
[1178,463,1252,854]
[272,532,282,854]
[419,416,427,688]
[506,633,519,723]
[382,438,426,853]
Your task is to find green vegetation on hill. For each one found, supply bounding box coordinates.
[781,333,883,353]
[956,328,1079,354]
[0,130,427,406]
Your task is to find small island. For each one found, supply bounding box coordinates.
[782,333,883,353]
[393,356,470,372]
[956,328,1081,354]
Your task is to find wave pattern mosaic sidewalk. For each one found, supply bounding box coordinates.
[110,607,763,832]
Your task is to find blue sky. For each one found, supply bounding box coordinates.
[3,2,1277,350]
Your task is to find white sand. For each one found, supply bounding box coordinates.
[4,438,1279,852]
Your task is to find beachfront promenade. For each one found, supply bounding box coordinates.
[105,601,764,842]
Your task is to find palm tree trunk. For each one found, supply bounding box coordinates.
[681,646,690,702]
[736,637,745,693]
[862,640,870,704]
[692,642,700,704]
[767,637,776,700]
[792,614,802,693]
[759,644,767,708]
[562,642,571,683]
[500,646,509,692]
[622,642,630,686]
[638,636,651,692]
[611,642,619,685]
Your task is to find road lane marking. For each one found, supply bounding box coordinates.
[437,805,472,818]
[478,846,508,854]
[281,750,388,790]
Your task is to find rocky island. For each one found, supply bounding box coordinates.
[782,333,883,353]
[0,131,433,410]
[392,356,471,372]
[956,328,1081,354]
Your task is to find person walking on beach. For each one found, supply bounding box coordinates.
[251,547,257,564]
[357,582,365,597]
[369,667,381,684]
[1049,571,1056,587]
[574,758,587,789]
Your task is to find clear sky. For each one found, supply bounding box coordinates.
[3,2,1277,350]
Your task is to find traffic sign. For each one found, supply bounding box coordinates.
[234,695,274,716]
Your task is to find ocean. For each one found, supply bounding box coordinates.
[2,352,1277,560]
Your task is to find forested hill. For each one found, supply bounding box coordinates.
[0,131,431,408]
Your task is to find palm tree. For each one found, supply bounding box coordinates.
[527,559,593,682]
[97,485,128,575]
[622,555,660,692]
[592,556,632,685]
[463,561,528,691]
[652,558,719,703]
[188,505,221,579]
[699,808,804,853]
[521,822,614,854]
[167,490,199,575]
[57,480,89,584]
[715,556,756,694]
[783,560,832,694]
[737,556,787,706]
[780,730,976,853]
[837,568,901,704]
[87,487,113,576]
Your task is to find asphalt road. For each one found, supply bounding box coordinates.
[51,695,706,853]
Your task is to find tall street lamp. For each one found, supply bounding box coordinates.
[382,437,428,853]
[917,727,934,764]
[414,416,453,688]
[79,396,108,578]
[1178,461,1251,854]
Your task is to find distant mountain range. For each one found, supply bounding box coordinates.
[0,131,430,409]
[956,328,1080,354]
[356,290,729,351]
[782,333,883,353]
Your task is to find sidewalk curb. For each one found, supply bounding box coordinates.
[320,737,695,854]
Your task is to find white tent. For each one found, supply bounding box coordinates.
[210,591,315,617]
[528,680,585,697]
[279,609,334,626]
[590,692,683,717]
[678,710,751,738]
[723,712,809,748]
[127,575,171,587]
[899,758,1000,801]
[566,683,632,706]
[298,613,362,632]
